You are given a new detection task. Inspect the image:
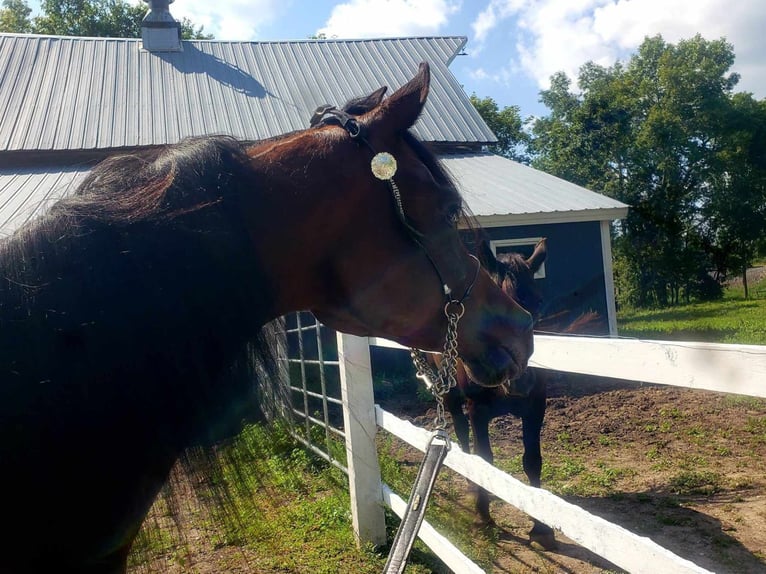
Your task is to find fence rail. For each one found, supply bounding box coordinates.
[284,318,766,573]
[371,334,766,398]
[377,405,712,574]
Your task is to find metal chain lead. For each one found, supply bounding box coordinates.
[410,300,465,429]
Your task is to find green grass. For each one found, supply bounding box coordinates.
[618,278,766,344]
[129,423,442,574]
[668,470,723,496]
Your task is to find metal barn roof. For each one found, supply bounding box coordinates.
[442,153,628,226]
[0,32,627,236]
[0,34,495,152]
[0,165,86,237]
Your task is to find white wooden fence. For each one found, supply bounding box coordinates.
[283,314,766,573]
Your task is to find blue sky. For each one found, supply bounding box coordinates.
[30,1,766,120]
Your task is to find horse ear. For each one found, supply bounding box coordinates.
[342,86,388,115]
[365,86,388,108]
[527,238,547,274]
[367,62,430,133]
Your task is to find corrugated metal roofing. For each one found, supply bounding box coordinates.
[0,34,495,151]
[441,153,628,224]
[0,165,87,236]
[0,154,628,236]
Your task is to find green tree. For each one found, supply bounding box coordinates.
[532,35,742,307]
[176,16,211,40]
[0,0,32,32]
[703,93,766,297]
[0,0,211,39]
[469,94,531,164]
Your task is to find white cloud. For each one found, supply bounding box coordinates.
[158,0,286,40]
[472,0,766,97]
[513,0,616,89]
[471,0,528,45]
[317,0,461,39]
[468,66,510,84]
[469,67,490,80]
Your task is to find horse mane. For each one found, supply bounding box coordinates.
[0,136,283,563]
[536,309,607,335]
[56,136,251,225]
[0,138,273,378]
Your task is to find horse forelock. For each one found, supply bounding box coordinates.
[494,252,543,317]
[495,252,526,287]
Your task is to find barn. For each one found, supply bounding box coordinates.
[0,2,627,333]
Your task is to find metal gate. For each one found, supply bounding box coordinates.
[282,311,347,473]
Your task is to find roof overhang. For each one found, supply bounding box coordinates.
[439,152,630,227]
[474,208,629,228]
[1,151,631,237]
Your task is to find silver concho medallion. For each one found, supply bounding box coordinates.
[371,152,397,180]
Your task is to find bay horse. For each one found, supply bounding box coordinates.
[443,240,605,549]
[0,63,535,574]
[442,239,556,548]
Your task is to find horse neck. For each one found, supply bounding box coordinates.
[0,212,282,568]
[244,140,355,317]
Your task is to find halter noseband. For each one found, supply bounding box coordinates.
[309,105,480,306]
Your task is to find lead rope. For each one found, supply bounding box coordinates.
[382,302,464,574]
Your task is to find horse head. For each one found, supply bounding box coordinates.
[245,63,534,385]
[478,238,547,320]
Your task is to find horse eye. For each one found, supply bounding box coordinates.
[446,207,462,227]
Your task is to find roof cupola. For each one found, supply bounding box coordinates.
[141,0,181,52]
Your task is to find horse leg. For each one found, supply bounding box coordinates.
[468,400,495,525]
[521,389,556,549]
[446,388,471,453]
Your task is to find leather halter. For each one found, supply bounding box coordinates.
[311,105,480,574]
[309,105,480,305]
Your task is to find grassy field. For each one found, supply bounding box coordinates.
[128,422,443,574]
[617,273,766,345]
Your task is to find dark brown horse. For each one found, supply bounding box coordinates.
[438,239,555,546]
[443,240,605,549]
[0,64,534,573]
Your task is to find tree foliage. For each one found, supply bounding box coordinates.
[0,0,31,32]
[703,93,766,297]
[530,34,765,307]
[0,0,211,39]
[469,94,531,163]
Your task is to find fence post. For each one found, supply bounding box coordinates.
[337,332,387,548]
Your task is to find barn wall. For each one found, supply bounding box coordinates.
[476,220,611,335]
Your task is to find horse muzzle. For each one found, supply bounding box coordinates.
[462,335,533,387]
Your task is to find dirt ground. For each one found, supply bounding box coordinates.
[389,374,766,574]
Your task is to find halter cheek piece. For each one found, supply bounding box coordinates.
[309,105,481,308]
[311,105,482,574]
